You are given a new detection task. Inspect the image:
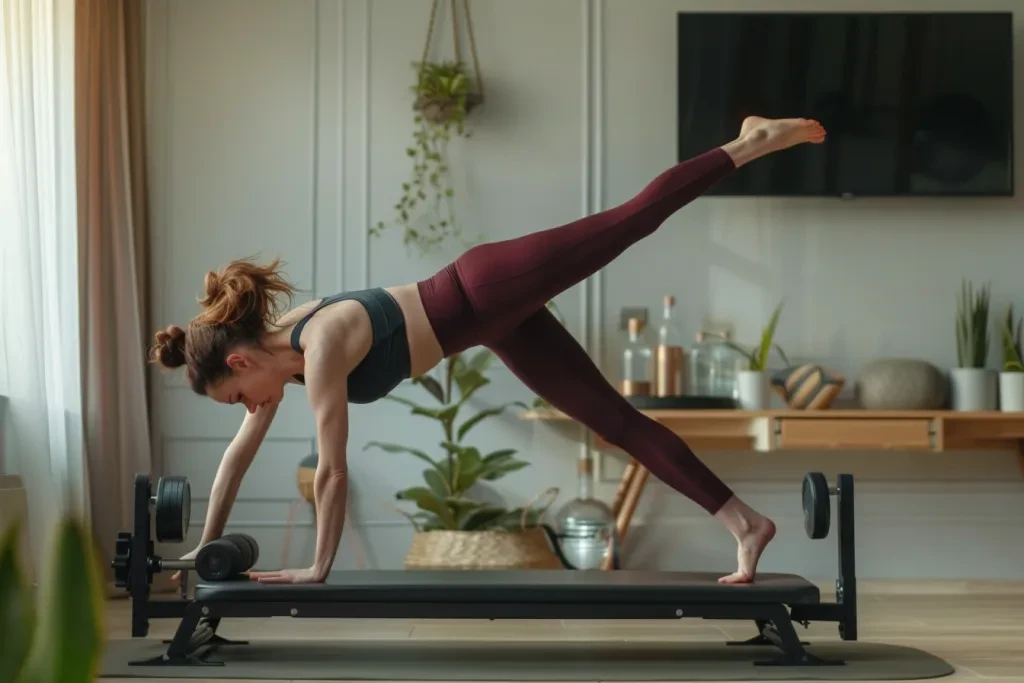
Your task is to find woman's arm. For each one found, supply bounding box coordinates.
[200,403,278,544]
[308,380,350,580]
[250,322,358,583]
[172,403,277,581]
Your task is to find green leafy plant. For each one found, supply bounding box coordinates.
[722,301,790,371]
[1,516,105,683]
[956,279,991,368]
[364,348,542,532]
[370,60,482,255]
[999,303,1023,372]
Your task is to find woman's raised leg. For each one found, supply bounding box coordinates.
[419,116,825,354]
[486,307,776,584]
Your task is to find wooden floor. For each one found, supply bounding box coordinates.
[101,581,1024,682]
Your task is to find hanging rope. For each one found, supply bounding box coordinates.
[462,0,483,101]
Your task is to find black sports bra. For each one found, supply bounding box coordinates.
[289,288,411,404]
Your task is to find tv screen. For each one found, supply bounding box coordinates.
[677,12,1014,197]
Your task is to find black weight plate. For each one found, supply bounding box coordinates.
[154,477,189,542]
[802,472,830,539]
[111,532,132,588]
[154,476,191,542]
[234,532,260,568]
[195,538,242,581]
[221,534,253,570]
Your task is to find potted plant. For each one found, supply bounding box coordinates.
[370,60,481,256]
[724,302,788,410]
[998,303,1024,411]
[364,349,563,570]
[1,516,105,682]
[952,279,995,411]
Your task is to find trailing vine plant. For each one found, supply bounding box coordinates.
[370,0,484,256]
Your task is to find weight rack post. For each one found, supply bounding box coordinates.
[835,473,857,641]
[119,473,193,637]
[130,474,153,638]
[789,472,858,643]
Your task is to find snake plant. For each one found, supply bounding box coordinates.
[956,279,991,368]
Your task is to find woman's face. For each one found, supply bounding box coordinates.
[208,349,286,413]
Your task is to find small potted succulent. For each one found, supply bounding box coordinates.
[951,279,995,411]
[725,302,788,410]
[998,303,1024,411]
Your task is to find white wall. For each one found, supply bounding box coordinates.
[146,0,1024,581]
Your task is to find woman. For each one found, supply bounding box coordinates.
[152,116,826,585]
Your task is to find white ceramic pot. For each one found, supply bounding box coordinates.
[736,370,768,410]
[949,367,997,411]
[999,371,1024,412]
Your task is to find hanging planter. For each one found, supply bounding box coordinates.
[413,62,483,125]
[370,0,485,256]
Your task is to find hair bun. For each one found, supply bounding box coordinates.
[150,324,187,369]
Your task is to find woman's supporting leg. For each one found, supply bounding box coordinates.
[419,116,825,355]
[487,307,777,584]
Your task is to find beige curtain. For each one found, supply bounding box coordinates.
[75,0,153,578]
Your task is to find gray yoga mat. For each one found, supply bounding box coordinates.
[100,638,955,680]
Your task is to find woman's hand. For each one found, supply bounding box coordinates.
[248,567,326,584]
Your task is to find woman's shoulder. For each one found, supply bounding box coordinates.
[289,297,373,359]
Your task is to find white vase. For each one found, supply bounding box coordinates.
[950,367,997,411]
[736,370,768,410]
[999,372,1024,412]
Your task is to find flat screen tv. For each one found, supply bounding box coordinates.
[677,12,1014,197]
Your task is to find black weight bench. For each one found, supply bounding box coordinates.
[112,471,857,670]
[196,569,821,605]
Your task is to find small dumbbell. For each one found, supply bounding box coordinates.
[191,533,260,581]
[114,532,260,586]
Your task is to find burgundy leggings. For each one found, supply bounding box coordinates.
[416,147,736,514]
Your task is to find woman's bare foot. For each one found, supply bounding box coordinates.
[719,517,776,584]
[713,495,777,584]
[721,116,826,167]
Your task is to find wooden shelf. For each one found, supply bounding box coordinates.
[521,408,1024,472]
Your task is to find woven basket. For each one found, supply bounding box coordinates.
[404,527,562,570]
[403,487,563,570]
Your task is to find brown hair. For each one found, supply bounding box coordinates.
[149,256,297,395]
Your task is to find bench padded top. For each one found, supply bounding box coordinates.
[194,570,820,605]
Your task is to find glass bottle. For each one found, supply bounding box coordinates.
[655,295,686,396]
[707,330,742,399]
[621,317,653,396]
[690,332,711,395]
